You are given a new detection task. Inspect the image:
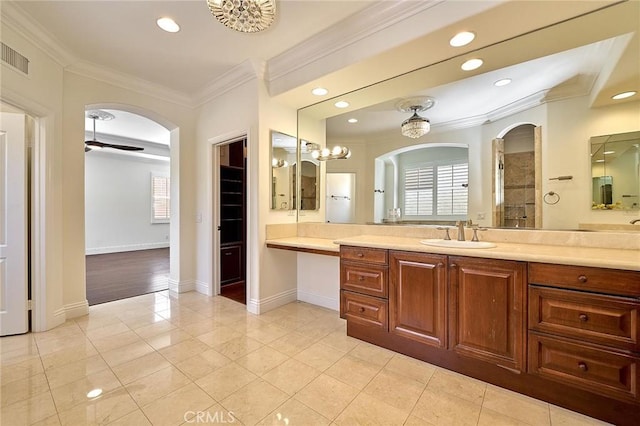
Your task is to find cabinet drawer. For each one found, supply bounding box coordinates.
[529,286,640,351]
[341,246,388,265]
[341,291,388,330]
[528,333,640,403]
[529,263,640,297]
[341,262,388,298]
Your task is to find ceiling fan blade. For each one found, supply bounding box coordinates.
[85,140,144,151]
[85,146,92,152]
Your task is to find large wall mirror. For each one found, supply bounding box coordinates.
[270,131,296,211]
[590,131,640,210]
[297,1,639,230]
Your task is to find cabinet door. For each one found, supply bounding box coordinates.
[449,256,526,372]
[220,244,242,285]
[390,251,447,348]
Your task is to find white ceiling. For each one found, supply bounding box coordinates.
[11,0,376,97]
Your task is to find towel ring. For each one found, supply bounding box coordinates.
[544,191,560,205]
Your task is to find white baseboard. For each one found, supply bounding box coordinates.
[297,290,339,311]
[249,288,297,315]
[168,279,195,293]
[195,280,212,296]
[86,242,169,255]
[64,300,90,319]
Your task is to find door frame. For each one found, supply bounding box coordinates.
[208,130,251,306]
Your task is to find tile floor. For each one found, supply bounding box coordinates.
[1,291,610,425]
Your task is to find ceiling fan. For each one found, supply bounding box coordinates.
[85,110,144,153]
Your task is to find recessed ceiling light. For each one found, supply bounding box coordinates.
[348,118,358,123]
[86,388,103,398]
[494,78,512,87]
[461,58,483,71]
[612,91,637,100]
[450,31,475,47]
[311,87,328,96]
[334,101,349,108]
[604,151,615,155]
[157,17,180,33]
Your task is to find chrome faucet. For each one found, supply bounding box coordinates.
[456,221,466,241]
[631,219,640,224]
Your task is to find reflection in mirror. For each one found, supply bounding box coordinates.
[298,1,639,230]
[270,131,296,210]
[371,144,468,225]
[590,131,640,211]
[295,140,320,211]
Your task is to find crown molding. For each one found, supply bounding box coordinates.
[194,59,262,107]
[1,2,76,67]
[66,61,194,108]
[266,0,442,83]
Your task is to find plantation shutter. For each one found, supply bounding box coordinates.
[436,163,468,215]
[152,175,170,222]
[404,166,433,216]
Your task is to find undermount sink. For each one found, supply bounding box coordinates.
[420,239,497,249]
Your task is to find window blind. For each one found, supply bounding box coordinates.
[152,175,170,222]
[404,166,434,216]
[437,163,468,215]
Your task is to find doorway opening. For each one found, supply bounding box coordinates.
[84,108,171,305]
[493,124,541,228]
[217,138,247,304]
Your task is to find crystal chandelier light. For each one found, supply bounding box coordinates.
[397,97,436,139]
[207,0,276,33]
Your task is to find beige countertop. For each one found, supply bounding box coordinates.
[334,235,640,271]
[265,237,340,253]
[266,235,640,271]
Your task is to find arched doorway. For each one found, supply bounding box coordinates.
[83,106,178,304]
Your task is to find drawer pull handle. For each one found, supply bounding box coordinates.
[450,263,457,268]
[358,276,365,281]
[578,362,588,372]
[578,313,589,322]
[357,252,364,257]
[577,275,588,283]
[358,307,365,313]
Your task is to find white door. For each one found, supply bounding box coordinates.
[0,112,29,336]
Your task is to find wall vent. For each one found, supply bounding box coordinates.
[1,42,29,75]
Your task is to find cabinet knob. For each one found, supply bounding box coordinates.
[358,276,365,281]
[357,252,364,257]
[578,313,589,322]
[578,362,588,372]
[358,307,365,313]
[577,275,588,283]
[450,263,457,268]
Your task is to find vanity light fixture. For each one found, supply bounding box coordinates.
[334,100,350,108]
[157,17,180,33]
[612,91,637,100]
[397,97,435,139]
[450,31,475,47]
[461,58,483,71]
[272,158,288,168]
[494,78,512,87]
[312,87,328,96]
[348,118,358,123]
[207,0,276,33]
[604,150,615,155]
[310,145,351,161]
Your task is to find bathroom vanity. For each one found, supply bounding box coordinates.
[337,238,640,425]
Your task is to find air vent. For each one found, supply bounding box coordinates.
[1,42,29,75]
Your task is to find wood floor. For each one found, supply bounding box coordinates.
[86,248,169,305]
[221,281,246,304]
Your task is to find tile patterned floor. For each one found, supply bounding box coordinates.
[1,291,610,425]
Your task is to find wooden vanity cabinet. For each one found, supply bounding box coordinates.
[528,263,640,403]
[449,256,527,372]
[389,251,447,348]
[339,246,388,328]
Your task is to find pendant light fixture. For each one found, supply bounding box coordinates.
[207,0,276,33]
[398,97,435,139]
